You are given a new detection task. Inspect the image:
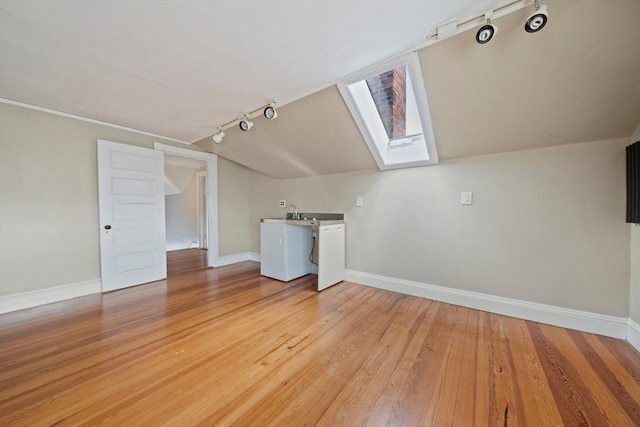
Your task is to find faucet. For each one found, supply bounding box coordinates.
[289,204,300,220]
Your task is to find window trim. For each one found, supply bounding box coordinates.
[337,53,438,170]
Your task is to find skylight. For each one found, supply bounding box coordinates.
[337,53,438,170]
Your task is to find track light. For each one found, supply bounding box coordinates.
[476,12,497,44]
[525,1,548,33]
[264,105,277,120]
[238,115,254,132]
[212,128,225,144]
[476,24,497,44]
[211,100,276,143]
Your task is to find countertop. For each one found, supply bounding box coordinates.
[261,212,345,227]
[261,218,344,226]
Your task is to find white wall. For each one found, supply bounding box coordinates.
[0,103,244,297]
[632,227,640,323]
[165,169,201,251]
[0,103,171,296]
[249,138,630,317]
[218,158,250,256]
[630,124,640,324]
[0,100,632,323]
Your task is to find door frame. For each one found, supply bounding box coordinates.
[154,142,220,267]
[196,171,207,248]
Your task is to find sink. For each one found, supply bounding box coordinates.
[286,212,344,221]
[286,213,315,220]
[262,212,344,226]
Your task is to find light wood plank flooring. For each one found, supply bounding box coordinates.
[167,248,209,276]
[1,262,639,426]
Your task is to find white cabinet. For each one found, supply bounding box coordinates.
[260,223,312,281]
[317,224,346,290]
[260,221,346,290]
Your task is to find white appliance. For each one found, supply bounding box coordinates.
[260,222,312,281]
[317,224,346,290]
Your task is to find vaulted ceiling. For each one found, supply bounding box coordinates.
[1,0,639,179]
[0,0,494,142]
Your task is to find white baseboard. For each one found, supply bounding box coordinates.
[217,252,261,267]
[2,266,634,351]
[166,245,198,252]
[0,279,101,314]
[345,269,628,340]
[628,319,640,351]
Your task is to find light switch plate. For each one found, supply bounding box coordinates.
[461,192,473,205]
[279,200,286,208]
[355,196,363,207]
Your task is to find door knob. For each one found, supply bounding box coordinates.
[104,225,111,230]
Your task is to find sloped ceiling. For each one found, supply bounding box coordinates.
[0,0,494,142]
[195,86,377,178]
[195,0,640,178]
[1,0,638,179]
[164,155,205,195]
[420,0,640,160]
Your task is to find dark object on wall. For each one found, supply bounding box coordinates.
[628,141,640,223]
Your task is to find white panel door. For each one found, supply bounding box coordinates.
[317,224,345,291]
[98,140,167,292]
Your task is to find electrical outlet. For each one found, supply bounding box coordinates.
[461,192,473,205]
[279,200,286,208]
[355,196,363,207]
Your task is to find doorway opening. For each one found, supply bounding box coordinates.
[154,142,219,276]
[166,248,208,276]
[164,155,209,276]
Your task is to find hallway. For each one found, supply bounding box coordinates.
[166,248,209,276]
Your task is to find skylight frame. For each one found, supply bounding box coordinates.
[337,53,438,170]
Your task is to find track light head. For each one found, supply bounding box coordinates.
[476,11,497,44]
[525,4,548,33]
[238,116,254,132]
[476,23,497,44]
[212,128,225,144]
[263,105,278,120]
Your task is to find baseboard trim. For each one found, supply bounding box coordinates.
[167,245,199,252]
[0,279,101,314]
[345,269,628,340]
[628,319,640,351]
[217,252,261,267]
[2,267,633,349]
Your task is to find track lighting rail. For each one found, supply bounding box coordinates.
[339,0,535,87]
[211,100,277,143]
[428,0,547,46]
[216,100,276,132]
[429,0,532,41]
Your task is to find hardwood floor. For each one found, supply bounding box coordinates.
[0,262,638,426]
[166,248,209,276]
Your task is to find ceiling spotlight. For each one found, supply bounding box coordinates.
[212,128,225,144]
[525,1,548,33]
[476,12,497,44]
[476,24,496,44]
[263,105,278,120]
[238,115,253,132]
